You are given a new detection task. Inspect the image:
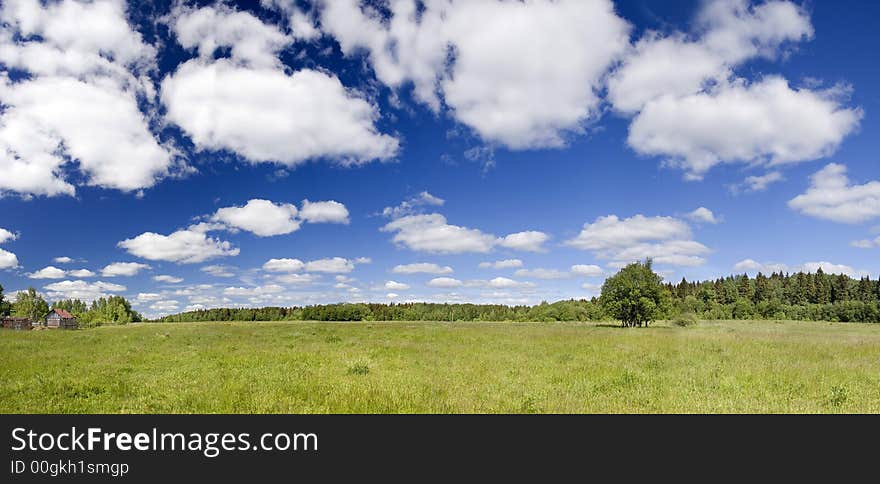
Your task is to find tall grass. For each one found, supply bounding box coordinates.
[1,320,879,413]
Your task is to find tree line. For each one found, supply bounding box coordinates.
[155,266,880,324]
[0,285,142,326]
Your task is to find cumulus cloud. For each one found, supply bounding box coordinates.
[299,200,349,224]
[788,163,880,224]
[733,171,784,193]
[212,199,301,237]
[222,284,284,297]
[118,228,239,264]
[52,256,73,264]
[28,266,67,279]
[136,293,162,302]
[101,262,150,277]
[318,0,630,149]
[479,259,523,270]
[487,277,533,289]
[262,258,305,273]
[201,265,236,278]
[497,231,549,252]
[391,263,453,275]
[570,264,604,277]
[608,0,814,113]
[0,249,19,269]
[161,6,397,168]
[566,214,710,267]
[0,228,18,244]
[43,280,126,300]
[0,0,174,197]
[686,207,719,224]
[384,281,410,291]
[607,1,860,179]
[382,191,445,219]
[154,275,184,284]
[427,277,463,288]
[304,257,355,273]
[628,78,862,179]
[68,269,96,278]
[382,214,497,254]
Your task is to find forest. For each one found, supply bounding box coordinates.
[2,267,880,326]
[155,268,880,324]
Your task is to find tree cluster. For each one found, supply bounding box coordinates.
[666,268,880,323]
[0,286,141,327]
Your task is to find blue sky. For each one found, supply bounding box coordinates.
[1,0,878,317]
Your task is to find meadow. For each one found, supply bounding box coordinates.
[1,320,879,413]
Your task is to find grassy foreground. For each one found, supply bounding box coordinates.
[1,320,879,413]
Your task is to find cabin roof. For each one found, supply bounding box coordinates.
[49,308,75,319]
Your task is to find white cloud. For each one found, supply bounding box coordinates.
[201,265,235,278]
[734,171,784,193]
[274,273,319,285]
[52,256,73,264]
[28,266,67,279]
[570,264,604,277]
[566,214,710,267]
[223,284,284,297]
[686,207,719,224]
[487,277,533,289]
[262,258,305,273]
[154,275,184,284]
[0,228,18,244]
[391,263,453,275]
[150,300,180,313]
[0,249,18,269]
[161,23,398,167]
[43,280,126,301]
[320,0,630,149]
[732,258,868,277]
[161,7,398,166]
[384,281,410,291]
[137,293,162,302]
[101,262,150,277]
[514,268,570,280]
[850,237,880,249]
[788,163,880,224]
[733,258,789,274]
[608,0,814,113]
[212,199,301,236]
[299,200,349,224]
[169,4,290,69]
[382,214,497,254]
[427,277,463,288]
[497,231,549,252]
[628,77,862,179]
[381,191,445,219]
[304,257,355,274]
[0,0,174,197]
[478,259,523,270]
[118,228,239,264]
[606,1,860,180]
[68,269,96,278]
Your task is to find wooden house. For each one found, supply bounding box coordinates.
[45,309,78,329]
[1,317,33,330]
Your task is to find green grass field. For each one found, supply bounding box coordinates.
[2,320,879,413]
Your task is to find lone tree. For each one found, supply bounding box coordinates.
[600,259,669,327]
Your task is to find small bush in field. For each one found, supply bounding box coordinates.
[347,363,370,375]
[673,313,698,327]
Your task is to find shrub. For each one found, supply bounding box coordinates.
[672,312,698,327]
